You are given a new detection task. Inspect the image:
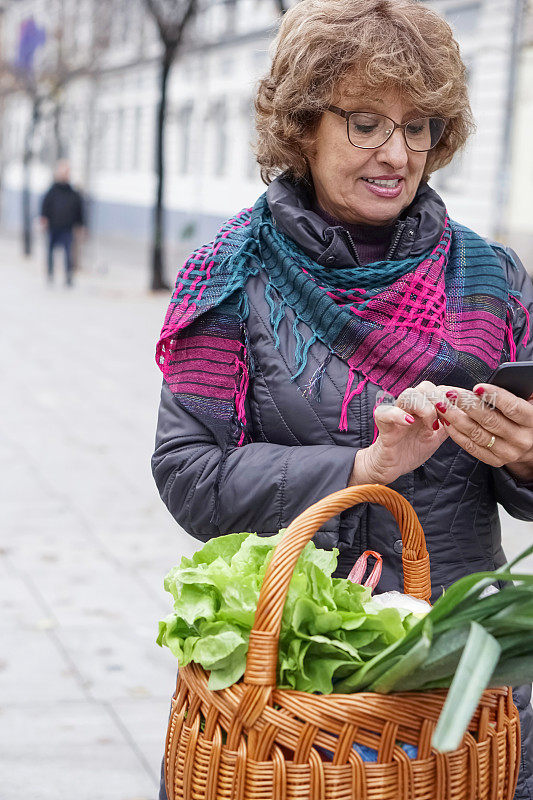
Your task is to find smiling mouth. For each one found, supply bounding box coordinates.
[363,178,402,188]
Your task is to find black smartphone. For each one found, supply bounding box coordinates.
[488,361,533,400]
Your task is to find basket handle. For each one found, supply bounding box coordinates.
[243,484,430,690]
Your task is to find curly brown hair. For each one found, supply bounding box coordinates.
[255,0,475,185]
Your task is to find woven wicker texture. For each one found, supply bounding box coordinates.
[164,485,520,800]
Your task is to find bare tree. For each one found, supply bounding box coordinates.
[3,15,46,255]
[3,2,108,256]
[143,0,198,291]
[21,92,44,255]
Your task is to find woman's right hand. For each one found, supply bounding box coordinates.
[348,381,449,486]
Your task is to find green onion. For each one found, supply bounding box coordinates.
[431,622,500,752]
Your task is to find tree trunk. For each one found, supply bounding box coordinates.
[53,99,66,160]
[22,153,32,256]
[22,98,40,257]
[150,47,173,292]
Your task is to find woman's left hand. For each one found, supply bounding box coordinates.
[432,384,533,481]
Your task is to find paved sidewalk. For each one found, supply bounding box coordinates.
[1,232,532,799]
[0,234,199,799]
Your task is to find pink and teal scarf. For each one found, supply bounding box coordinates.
[157,193,525,447]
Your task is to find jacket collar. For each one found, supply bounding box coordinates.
[266,175,447,268]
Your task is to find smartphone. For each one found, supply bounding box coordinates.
[488,361,533,400]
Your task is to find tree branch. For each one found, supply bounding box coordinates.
[143,0,198,50]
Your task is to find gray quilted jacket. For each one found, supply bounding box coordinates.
[152,178,533,798]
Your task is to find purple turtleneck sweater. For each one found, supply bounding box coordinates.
[313,203,396,265]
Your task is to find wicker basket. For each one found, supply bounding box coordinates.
[164,485,521,800]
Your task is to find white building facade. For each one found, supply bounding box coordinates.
[0,0,527,255]
[506,2,533,270]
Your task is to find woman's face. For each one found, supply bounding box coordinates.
[308,81,429,226]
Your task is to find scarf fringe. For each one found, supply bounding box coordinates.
[243,323,255,378]
[292,334,318,381]
[235,353,250,447]
[510,292,531,349]
[234,323,253,447]
[292,317,305,367]
[264,282,319,380]
[264,283,287,349]
[506,291,531,361]
[210,335,250,524]
[506,312,517,362]
[339,371,369,432]
[237,289,250,321]
[216,237,261,293]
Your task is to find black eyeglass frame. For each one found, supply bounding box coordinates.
[327,105,447,152]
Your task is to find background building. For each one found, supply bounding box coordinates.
[0,0,531,267]
[506,0,533,265]
[429,0,523,242]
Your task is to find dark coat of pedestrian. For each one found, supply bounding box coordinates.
[152,1,533,797]
[40,160,84,286]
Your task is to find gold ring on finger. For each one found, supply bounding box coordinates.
[486,435,496,450]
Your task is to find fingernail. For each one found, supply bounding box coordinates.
[446,391,458,400]
[436,402,447,413]
[474,386,485,396]
[442,418,451,426]
[405,414,415,424]
[432,419,440,431]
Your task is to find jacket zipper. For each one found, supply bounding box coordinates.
[342,229,362,267]
[387,220,406,260]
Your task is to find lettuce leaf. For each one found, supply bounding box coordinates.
[158,532,413,691]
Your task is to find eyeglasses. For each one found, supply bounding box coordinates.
[327,106,447,152]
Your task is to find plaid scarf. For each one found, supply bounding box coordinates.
[157,193,518,446]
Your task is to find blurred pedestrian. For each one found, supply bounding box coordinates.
[40,160,85,287]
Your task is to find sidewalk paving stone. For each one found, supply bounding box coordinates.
[53,624,177,703]
[1,234,194,798]
[0,627,88,704]
[0,559,45,630]
[0,702,158,799]
[109,697,174,783]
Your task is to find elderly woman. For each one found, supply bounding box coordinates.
[153,0,533,796]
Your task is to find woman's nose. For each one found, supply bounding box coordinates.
[376,128,409,169]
